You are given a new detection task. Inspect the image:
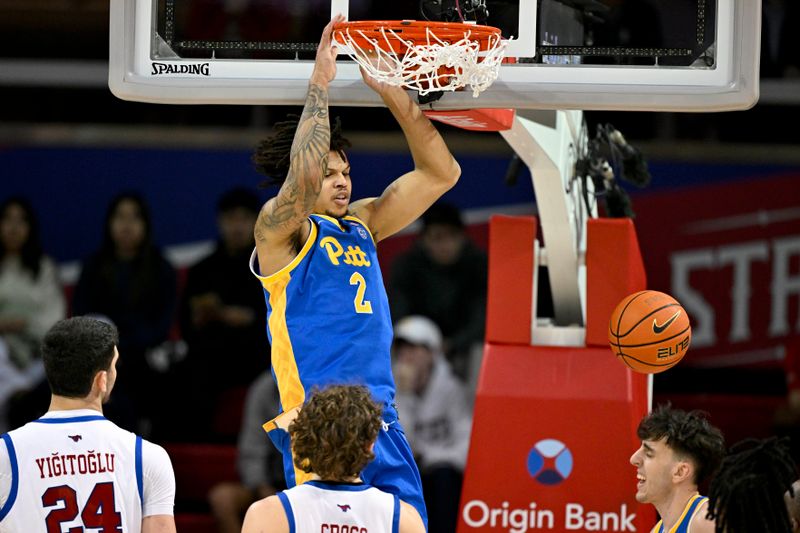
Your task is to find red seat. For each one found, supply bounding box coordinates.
[164,443,238,508]
[174,512,218,533]
[211,386,249,441]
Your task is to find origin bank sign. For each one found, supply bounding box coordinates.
[460,439,637,532]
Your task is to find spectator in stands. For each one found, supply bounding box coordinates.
[389,202,487,386]
[392,315,472,533]
[0,197,66,431]
[708,437,797,533]
[72,192,177,433]
[208,371,285,533]
[169,187,268,441]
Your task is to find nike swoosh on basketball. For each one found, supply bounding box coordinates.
[652,310,681,334]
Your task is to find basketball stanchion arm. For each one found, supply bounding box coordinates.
[500,110,592,335]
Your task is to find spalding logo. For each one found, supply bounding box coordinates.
[151,62,210,76]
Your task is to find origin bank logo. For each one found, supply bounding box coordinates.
[527,439,573,485]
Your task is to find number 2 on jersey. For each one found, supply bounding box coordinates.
[349,272,373,314]
[42,482,122,532]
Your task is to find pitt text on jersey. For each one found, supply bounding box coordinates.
[35,451,116,479]
[319,235,374,314]
[320,236,371,267]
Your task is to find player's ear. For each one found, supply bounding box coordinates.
[672,459,692,484]
[94,369,108,395]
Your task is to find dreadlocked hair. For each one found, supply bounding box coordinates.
[252,114,351,188]
[708,437,797,533]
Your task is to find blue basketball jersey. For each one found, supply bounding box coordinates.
[650,494,709,533]
[250,214,396,416]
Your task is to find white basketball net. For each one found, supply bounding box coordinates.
[334,25,508,97]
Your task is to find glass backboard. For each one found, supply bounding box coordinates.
[109,0,761,111]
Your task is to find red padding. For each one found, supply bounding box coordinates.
[458,343,653,533]
[164,443,238,505]
[424,108,515,131]
[585,218,647,347]
[486,215,536,344]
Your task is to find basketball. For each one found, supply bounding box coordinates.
[608,290,692,374]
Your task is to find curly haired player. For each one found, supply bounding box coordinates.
[242,385,425,533]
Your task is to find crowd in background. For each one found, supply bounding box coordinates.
[4,182,800,532]
[0,190,488,531]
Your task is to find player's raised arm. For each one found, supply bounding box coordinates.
[254,15,343,275]
[350,79,461,242]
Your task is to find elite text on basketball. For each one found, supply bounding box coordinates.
[656,335,690,359]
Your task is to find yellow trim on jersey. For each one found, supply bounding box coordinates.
[263,276,313,486]
[686,496,709,530]
[343,215,377,245]
[313,214,346,230]
[266,276,305,416]
[263,405,301,434]
[247,221,317,487]
[312,214,377,245]
[249,221,318,287]
[262,407,313,485]
[651,494,705,533]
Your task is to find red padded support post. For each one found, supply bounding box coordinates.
[460,216,652,532]
[485,215,537,345]
[458,345,653,532]
[585,219,647,347]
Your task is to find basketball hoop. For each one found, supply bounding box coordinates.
[333,20,508,97]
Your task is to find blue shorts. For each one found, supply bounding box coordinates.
[268,416,428,530]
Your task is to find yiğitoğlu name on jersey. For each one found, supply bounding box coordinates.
[35,451,116,479]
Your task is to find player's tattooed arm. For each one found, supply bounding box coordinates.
[256,13,340,245]
[254,15,339,271]
[255,83,331,241]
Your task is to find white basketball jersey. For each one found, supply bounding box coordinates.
[279,480,400,533]
[0,410,148,532]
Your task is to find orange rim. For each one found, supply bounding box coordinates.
[333,20,503,53]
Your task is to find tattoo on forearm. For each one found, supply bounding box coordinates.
[257,83,331,237]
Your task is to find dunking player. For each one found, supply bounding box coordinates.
[249,14,461,529]
[242,385,425,533]
[0,317,176,532]
[630,405,725,533]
